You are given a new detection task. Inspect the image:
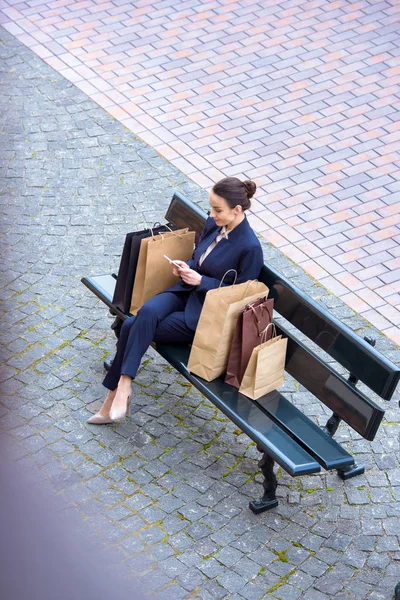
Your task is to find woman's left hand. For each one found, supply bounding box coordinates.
[179,267,202,286]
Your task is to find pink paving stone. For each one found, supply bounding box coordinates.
[356,288,387,309]
[189,171,214,189]
[294,239,325,259]
[380,268,400,285]
[340,293,371,314]
[90,91,118,109]
[319,274,360,298]
[376,304,400,326]
[45,55,68,70]
[154,143,180,161]
[296,218,330,235]
[314,255,345,276]
[381,327,400,346]
[386,293,400,307]
[259,228,288,249]
[368,227,400,243]
[31,43,53,58]
[75,80,101,96]
[138,129,164,148]
[107,105,132,121]
[275,224,304,243]
[279,244,311,264]
[3,21,25,35]
[359,309,394,332]
[256,209,286,229]
[300,259,329,281]
[356,264,390,281]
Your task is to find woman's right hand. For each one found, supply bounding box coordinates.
[172,260,188,277]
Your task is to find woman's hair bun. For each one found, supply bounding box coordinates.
[243,180,256,199]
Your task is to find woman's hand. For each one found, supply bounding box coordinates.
[179,267,202,286]
[170,260,202,286]
[172,260,187,277]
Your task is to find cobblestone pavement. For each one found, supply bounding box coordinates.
[1,27,400,600]
[0,0,399,344]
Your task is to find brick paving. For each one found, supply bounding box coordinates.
[1,26,400,600]
[0,0,400,344]
[0,0,399,345]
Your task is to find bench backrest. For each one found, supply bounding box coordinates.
[165,192,400,440]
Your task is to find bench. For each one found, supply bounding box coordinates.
[82,192,400,514]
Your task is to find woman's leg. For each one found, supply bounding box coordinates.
[153,312,195,344]
[102,316,136,391]
[107,293,189,418]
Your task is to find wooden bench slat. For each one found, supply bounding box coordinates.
[157,344,321,477]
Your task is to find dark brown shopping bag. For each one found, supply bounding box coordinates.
[112,224,176,314]
[130,228,195,314]
[225,297,274,388]
[239,324,287,400]
[187,275,269,381]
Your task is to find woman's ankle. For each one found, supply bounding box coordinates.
[98,389,116,415]
[116,375,132,396]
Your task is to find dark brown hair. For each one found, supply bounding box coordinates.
[212,177,256,211]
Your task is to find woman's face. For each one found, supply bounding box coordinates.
[209,190,242,229]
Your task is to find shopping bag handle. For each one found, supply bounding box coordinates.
[219,269,238,287]
[260,322,276,343]
[164,224,184,238]
[242,279,263,295]
[250,298,273,328]
[152,225,188,241]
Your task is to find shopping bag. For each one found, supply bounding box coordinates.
[112,223,176,314]
[187,274,269,381]
[130,228,195,314]
[225,297,274,388]
[239,325,287,400]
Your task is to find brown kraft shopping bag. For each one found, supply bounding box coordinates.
[239,326,287,400]
[130,228,195,314]
[225,297,274,388]
[187,275,269,381]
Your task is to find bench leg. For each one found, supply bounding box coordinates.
[322,412,341,437]
[111,316,123,339]
[337,463,365,480]
[249,449,279,514]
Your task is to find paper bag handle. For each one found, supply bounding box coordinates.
[151,226,188,241]
[163,224,185,238]
[219,269,238,287]
[260,322,276,343]
[242,279,263,296]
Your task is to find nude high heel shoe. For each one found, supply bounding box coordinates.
[87,413,114,425]
[87,390,116,425]
[109,394,131,422]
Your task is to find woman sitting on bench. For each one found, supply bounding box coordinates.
[87,177,264,424]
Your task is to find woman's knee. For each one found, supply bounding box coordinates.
[120,315,136,335]
[137,301,159,324]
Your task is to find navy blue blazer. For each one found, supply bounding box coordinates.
[163,216,264,330]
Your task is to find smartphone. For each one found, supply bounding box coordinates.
[163,255,181,268]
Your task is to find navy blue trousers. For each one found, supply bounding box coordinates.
[103,292,195,390]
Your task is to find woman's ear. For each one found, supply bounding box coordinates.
[233,205,243,214]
